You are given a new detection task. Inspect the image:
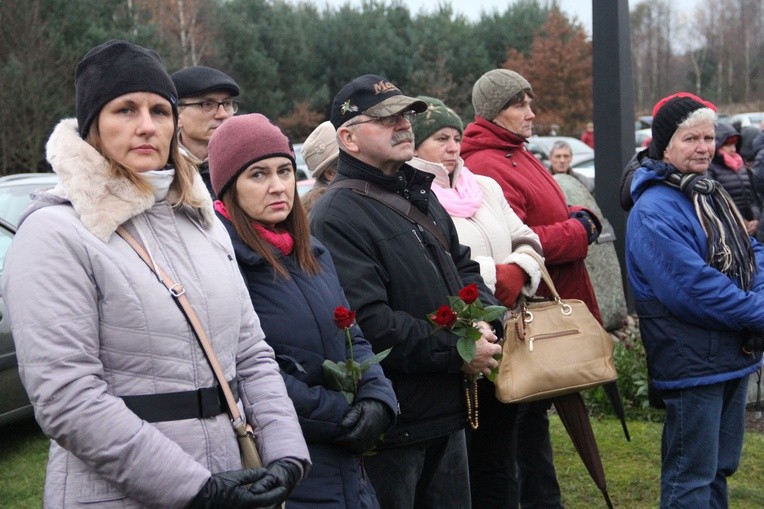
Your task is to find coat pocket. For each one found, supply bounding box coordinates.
[74,472,128,504]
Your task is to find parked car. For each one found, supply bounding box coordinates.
[635,128,652,151]
[0,217,33,427]
[729,112,764,128]
[297,178,315,196]
[527,136,594,166]
[0,173,59,227]
[293,143,310,180]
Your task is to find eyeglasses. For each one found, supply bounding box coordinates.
[347,110,418,127]
[179,99,239,114]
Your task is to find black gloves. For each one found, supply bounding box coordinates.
[333,399,392,454]
[188,461,301,509]
[571,210,602,244]
[247,459,302,507]
[189,469,269,509]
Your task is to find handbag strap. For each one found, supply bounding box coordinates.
[330,178,450,250]
[523,250,563,302]
[115,226,245,426]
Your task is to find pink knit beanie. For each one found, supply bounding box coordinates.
[208,113,295,197]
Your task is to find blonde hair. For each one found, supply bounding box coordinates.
[86,117,203,209]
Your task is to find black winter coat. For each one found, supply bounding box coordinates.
[221,215,397,509]
[707,123,760,222]
[310,152,496,448]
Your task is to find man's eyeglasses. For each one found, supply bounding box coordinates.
[347,110,418,127]
[179,99,239,114]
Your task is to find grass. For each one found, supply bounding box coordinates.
[2,414,764,508]
[0,418,48,508]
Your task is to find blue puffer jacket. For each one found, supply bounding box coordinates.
[627,160,764,390]
[219,214,397,509]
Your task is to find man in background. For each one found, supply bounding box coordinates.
[171,65,240,196]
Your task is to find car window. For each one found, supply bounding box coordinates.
[0,225,14,277]
[0,182,51,226]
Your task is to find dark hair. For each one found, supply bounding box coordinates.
[222,177,319,279]
[500,89,535,112]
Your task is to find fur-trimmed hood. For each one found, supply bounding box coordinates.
[28,118,214,242]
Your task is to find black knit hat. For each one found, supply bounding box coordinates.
[75,40,178,138]
[330,74,426,129]
[170,66,240,99]
[648,95,709,160]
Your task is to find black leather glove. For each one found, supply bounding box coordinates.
[571,210,602,244]
[188,469,270,509]
[246,459,302,508]
[333,399,392,454]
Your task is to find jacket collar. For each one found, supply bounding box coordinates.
[408,156,465,190]
[44,118,214,242]
[336,150,434,212]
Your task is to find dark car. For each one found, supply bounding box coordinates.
[0,217,33,426]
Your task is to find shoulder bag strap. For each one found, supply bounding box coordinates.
[330,178,450,251]
[523,250,562,302]
[115,226,245,426]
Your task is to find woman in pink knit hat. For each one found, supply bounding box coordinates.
[208,113,397,509]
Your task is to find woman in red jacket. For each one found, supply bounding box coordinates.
[462,68,603,509]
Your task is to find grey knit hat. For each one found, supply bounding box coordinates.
[472,69,532,121]
[411,96,463,149]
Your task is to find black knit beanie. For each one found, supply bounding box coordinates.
[648,96,708,160]
[75,40,178,138]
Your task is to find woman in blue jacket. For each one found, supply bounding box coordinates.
[207,113,397,509]
[627,94,764,508]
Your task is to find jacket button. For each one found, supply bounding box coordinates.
[420,189,426,194]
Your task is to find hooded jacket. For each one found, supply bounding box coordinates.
[2,119,309,508]
[220,216,397,508]
[707,122,760,221]
[310,151,497,447]
[461,117,601,321]
[627,160,764,389]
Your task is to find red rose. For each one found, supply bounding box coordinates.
[431,305,458,328]
[459,283,479,304]
[334,306,356,329]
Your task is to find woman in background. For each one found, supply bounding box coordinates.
[208,113,397,509]
[409,95,543,509]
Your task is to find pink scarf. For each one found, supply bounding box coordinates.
[214,200,294,255]
[721,151,744,172]
[430,166,484,218]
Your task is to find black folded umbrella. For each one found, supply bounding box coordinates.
[553,392,615,509]
[603,380,631,441]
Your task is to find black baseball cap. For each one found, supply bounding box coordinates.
[330,74,427,129]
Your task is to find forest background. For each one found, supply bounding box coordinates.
[1,0,762,174]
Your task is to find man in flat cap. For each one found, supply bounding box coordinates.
[310,74,502,508]
[171,66,240,197]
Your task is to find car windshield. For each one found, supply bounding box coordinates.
[0,181,54,226]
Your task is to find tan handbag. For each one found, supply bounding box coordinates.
[117,226,263,470]
[495,251,617,403]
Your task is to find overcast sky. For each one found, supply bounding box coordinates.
[312,0,702,35]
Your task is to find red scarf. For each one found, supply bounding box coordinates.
[214,200,294,255]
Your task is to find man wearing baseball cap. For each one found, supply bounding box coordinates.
[171,66,240,196]
[310,74,502,508]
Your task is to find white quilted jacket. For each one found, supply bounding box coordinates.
[2,119,309,508]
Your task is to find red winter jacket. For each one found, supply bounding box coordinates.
[461,117,602,322]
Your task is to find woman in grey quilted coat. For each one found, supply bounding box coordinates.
[1,40,310,509]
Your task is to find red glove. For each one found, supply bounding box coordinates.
[495,263,528,307]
